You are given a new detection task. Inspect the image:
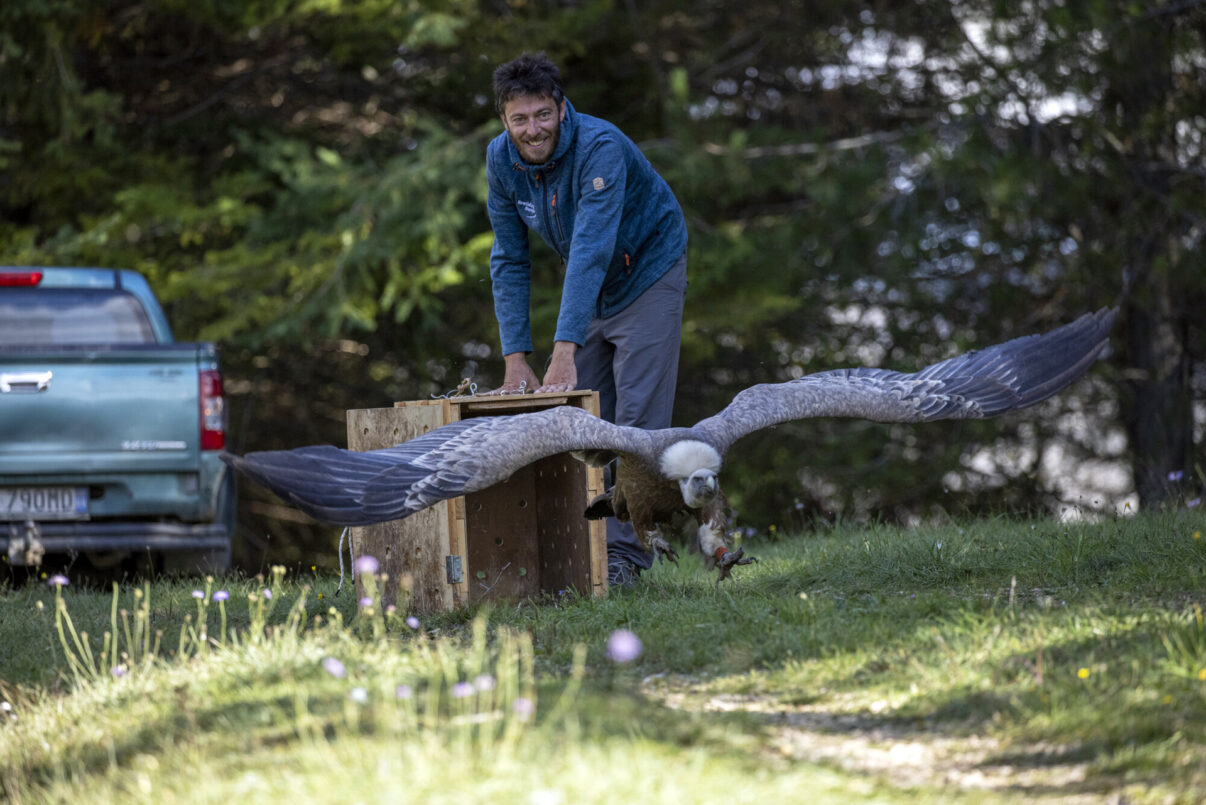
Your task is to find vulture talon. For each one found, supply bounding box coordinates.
[714,546,757,584]
[650,536,680,566]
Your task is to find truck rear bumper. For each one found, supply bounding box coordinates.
[3,520,231,565]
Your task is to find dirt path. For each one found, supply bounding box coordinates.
[643,674,1126,802]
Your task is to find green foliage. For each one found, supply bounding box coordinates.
[1,0,1203,554]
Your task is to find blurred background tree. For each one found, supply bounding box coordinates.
[1,0,1201,569]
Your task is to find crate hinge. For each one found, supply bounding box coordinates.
[445,554,463,584]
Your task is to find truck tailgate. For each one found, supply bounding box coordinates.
[0,344,203,475]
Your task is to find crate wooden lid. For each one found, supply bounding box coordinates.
[394,389,597,414]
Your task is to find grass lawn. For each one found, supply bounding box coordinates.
[1,510,1204,803]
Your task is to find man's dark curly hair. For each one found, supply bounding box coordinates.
[493,52,564,114]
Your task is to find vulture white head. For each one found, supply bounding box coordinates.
[660,440,723,508]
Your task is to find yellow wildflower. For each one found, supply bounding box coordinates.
[1077,667,1090,680]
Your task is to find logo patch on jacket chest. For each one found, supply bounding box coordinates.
[592,176,605,191]
[516,200,536,221]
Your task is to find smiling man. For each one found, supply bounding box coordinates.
[485,52,690,587]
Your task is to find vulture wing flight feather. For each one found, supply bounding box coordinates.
[223,407,655,526]
[690,307,1116,454]
[225,308,1116,526]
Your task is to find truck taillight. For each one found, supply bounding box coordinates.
[0,270,43,286]
[200,370,226,450]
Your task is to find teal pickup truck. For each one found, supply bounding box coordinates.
[0,267,234,573]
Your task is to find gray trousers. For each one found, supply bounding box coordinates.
[575,252,687,569]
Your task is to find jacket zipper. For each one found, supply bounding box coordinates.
[536,169,567,260]
[551,191,567,245]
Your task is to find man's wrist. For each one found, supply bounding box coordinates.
[503,351,530,367]
[550,340,578,360]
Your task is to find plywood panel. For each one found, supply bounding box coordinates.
[347,404,454,613]
[533,454,591,595]
[346,391,608,613]
[464,466,541,603]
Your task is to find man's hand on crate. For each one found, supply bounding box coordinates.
[487,353,541,395]
[535,341,578,393]
[489,341,578,395]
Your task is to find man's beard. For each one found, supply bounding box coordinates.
[511,125,559,165]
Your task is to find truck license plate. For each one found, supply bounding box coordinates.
[0,487,88,521]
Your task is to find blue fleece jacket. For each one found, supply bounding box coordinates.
[486,99,688,355]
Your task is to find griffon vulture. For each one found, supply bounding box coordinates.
[223,308,1116,582]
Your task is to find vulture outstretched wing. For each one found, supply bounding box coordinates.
[223,406,654,526]
[227,308,1116,526]
[691,307,1116,453]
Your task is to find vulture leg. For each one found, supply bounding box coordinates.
[694,496,757,584]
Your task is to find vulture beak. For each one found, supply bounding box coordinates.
[680,471,719,508]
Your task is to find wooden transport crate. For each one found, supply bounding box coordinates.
[346,390,608,613]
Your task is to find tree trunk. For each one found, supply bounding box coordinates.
[1110,16,1195,510]
[1120,274,1193,508]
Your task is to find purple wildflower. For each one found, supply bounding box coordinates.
[396,684,413,699]
[606,629,643,663]
[212,590,229,602]
[1188,498,1201,509]
[112,665,127,677]
[359,597,373,608]
[262,589,273,600]
[405,616,420,630]
[191,590,204,599]
[47,574,69,588]
[451,681,475,699]
[513,697,535,720]
[474,674,496,692]
[354,555,379,575]
[1168,470,1185,482]
[322,657,347,678]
